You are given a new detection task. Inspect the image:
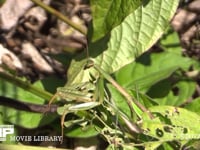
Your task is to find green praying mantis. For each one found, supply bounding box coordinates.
[48,57,154,142]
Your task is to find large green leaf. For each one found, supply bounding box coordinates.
[115,51,193,92]
[90,0,141,41]
[91,0,179,74]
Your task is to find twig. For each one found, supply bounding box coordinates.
[0,71,53,101]
[0,96,57,113]
[31,0,87,35]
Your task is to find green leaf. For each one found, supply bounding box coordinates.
[90,0,179,74]
[185,98,200,115]
[41,76,65,93]
[115,52,193,92]
[64,124,100,138]
[90,0,141,41]
[146,79,171,99]
[141,106,200,142]
[107,83,157,121]
[107,84,132,118]
[152,80,196,106]
[129,89,157,108]
[0,72,52,101]
[159,27,182,55]
[143,141,163,150]
[0,78,45,104]
[0,78,56,128]
[0,106,56,128]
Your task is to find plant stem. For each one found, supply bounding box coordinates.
[93,63,154,119]
[0,72,53,101]
[31,0,87,35]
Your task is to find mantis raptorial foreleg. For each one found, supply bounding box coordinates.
[48,82,95,107]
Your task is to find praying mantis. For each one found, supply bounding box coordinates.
[48,57,154,142]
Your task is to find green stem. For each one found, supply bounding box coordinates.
[31,0,87,35]
[0,72,53,101]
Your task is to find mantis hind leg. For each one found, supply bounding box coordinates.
[48,92,59,108]
[60,109,68,144]
[42,92,59,115]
